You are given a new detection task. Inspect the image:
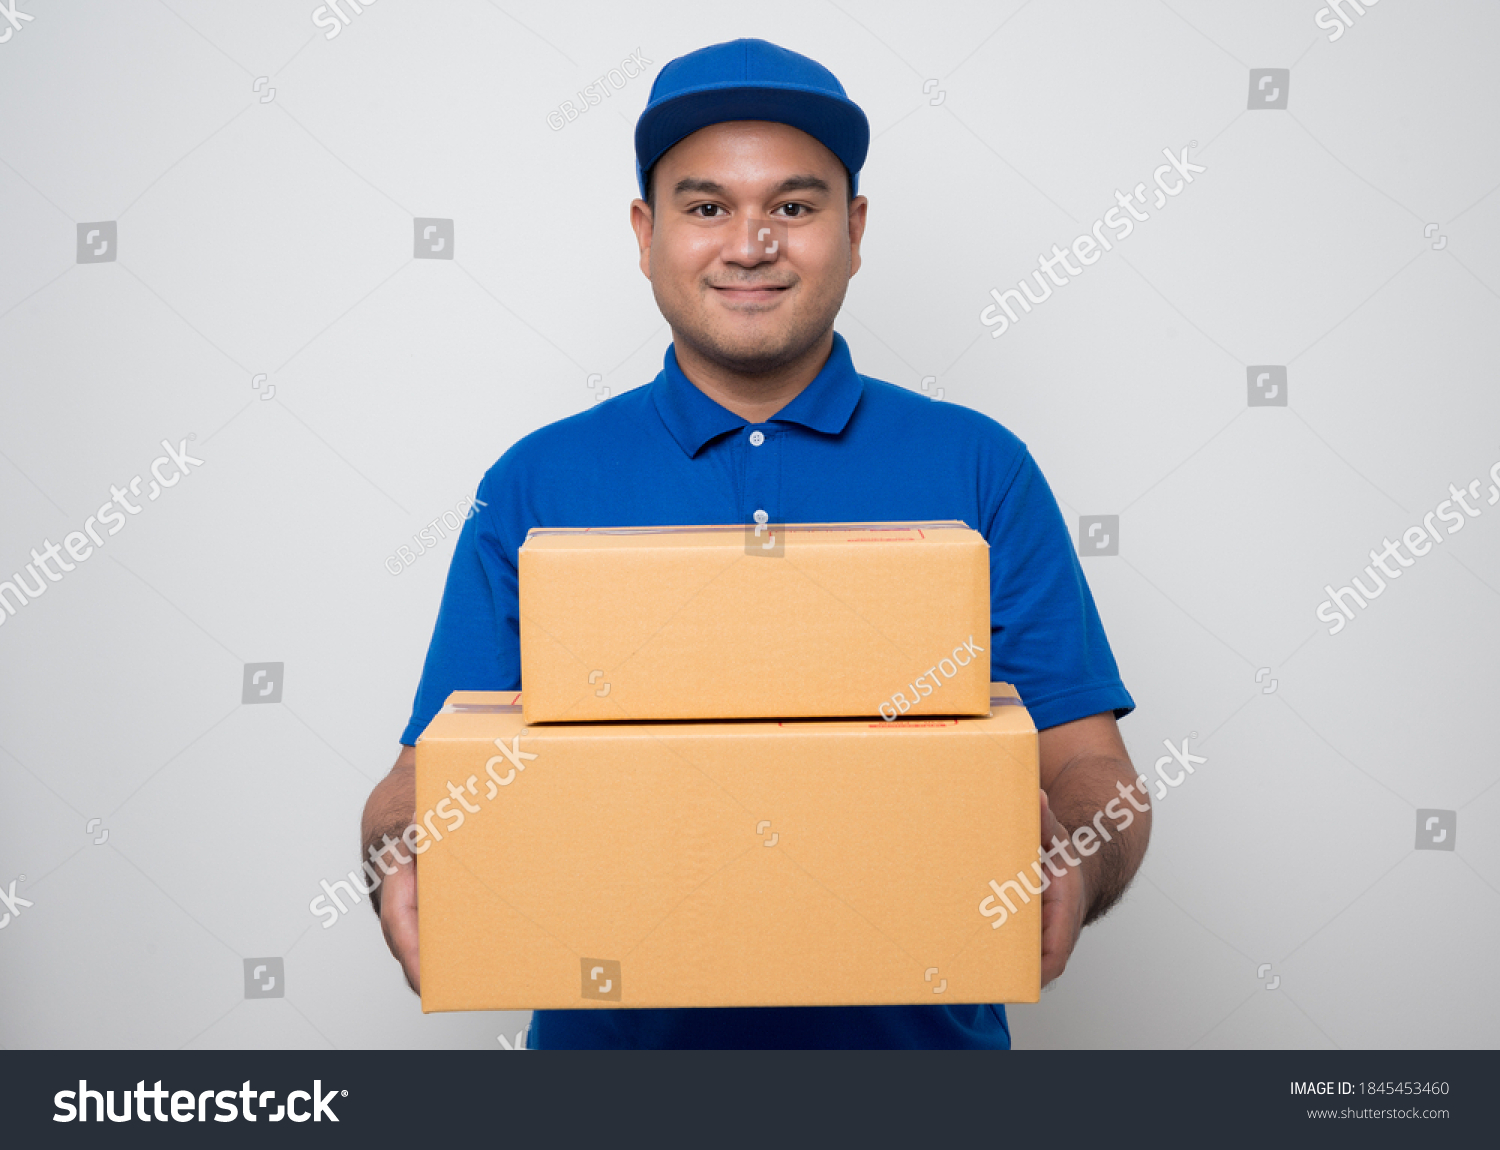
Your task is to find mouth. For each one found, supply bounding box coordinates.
[710,282,791,305]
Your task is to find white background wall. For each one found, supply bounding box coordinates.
[1,0,1497,1050]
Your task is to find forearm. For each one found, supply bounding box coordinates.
[1045,751,1151,926]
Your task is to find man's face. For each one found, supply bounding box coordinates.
[631,120,868,375]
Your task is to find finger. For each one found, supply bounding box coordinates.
[381,862,421,994]
[1039,860,1084,986]
[1039,788,1065,839]
[1040,896,1071,986]
[1039,816,1066,857]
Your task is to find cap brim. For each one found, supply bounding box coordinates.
[635,82,870,196]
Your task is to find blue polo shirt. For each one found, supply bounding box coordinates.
[402,330,1133,1049]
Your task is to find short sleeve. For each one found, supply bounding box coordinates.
[982,447,1134,731]
[399,472,520,744]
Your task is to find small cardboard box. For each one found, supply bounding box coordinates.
[518,521,991,723]
[416,685,1040,1013]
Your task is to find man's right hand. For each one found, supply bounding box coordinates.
[362,745,420,993]
[379,845,420,993]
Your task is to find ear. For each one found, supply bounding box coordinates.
[847,195,869,277]
[629,198,654,279]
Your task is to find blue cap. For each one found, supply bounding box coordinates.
[635,38,870,199]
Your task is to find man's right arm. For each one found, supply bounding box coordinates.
[365,463,522,995]
[361,745,420,993]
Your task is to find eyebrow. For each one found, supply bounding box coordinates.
[672,174,833,199]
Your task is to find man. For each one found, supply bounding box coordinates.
[361,38,1149,1049]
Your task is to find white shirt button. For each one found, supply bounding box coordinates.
[748,430,765,446]
[753,510,768,524]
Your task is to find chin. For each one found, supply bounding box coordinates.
[662,289,836,374]
[702,329,803,373]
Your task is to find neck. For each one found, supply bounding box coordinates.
[672,329,834,424]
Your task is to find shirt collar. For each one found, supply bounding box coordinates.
[651,330,865,458]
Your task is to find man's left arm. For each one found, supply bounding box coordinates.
[1036,711,1151,986]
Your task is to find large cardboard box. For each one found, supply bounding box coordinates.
[518,521,991,723]
[416,685,1040,1013]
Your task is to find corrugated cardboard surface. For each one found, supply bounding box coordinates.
[416,685,1040,1012]
[518,521,991,723]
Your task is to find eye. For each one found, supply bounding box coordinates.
[775,202,808,218]
[692,204,725,218]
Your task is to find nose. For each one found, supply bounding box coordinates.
[725,217,785,267]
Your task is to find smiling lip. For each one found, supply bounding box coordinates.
[711,284,790,303]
